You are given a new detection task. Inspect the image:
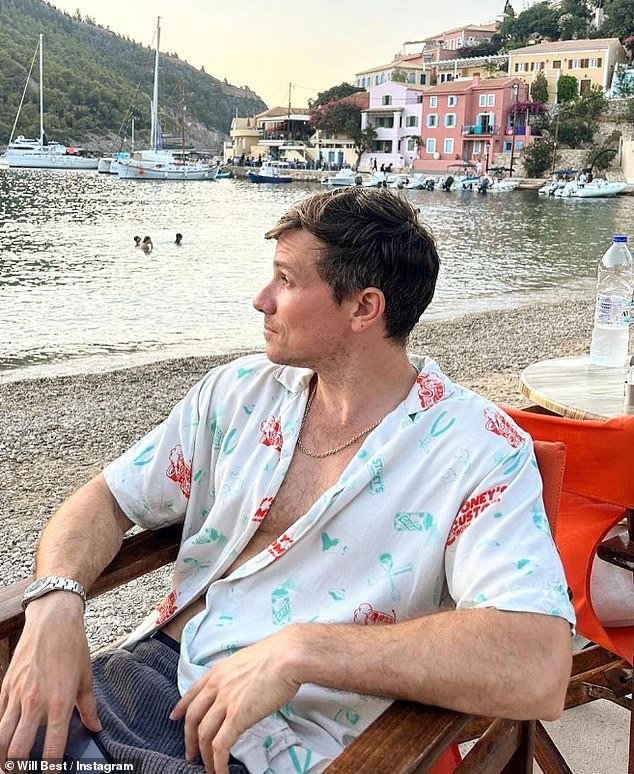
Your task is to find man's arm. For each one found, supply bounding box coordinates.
[0,473,133,764]
[172,607,572,774]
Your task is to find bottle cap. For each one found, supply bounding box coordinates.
[613,235,628,243]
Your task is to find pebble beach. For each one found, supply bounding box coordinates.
[1,296,595,647]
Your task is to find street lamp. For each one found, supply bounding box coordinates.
[509,83,520,177]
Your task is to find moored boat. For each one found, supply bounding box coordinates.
[116,19,216,182]
[247,165,293,183]
[554,179,627,198]
[321,168,362,187]
[3,35,99,170]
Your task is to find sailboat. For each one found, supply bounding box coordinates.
[117,19,217,181]
[3,34,99,170]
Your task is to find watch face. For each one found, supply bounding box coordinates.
[25,578,49,596]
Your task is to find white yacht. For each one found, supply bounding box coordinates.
[4,35,98,170]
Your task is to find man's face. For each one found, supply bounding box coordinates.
[253,229,354,367]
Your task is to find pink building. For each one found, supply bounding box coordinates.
[413,76,532,174]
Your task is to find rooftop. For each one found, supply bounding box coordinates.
[509,38,622,55]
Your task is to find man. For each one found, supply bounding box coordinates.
[0,188,574,774]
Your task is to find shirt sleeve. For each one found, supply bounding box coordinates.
[445,439,576,627]
[103,375,212,530]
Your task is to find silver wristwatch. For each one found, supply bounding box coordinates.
[22,576,87,610]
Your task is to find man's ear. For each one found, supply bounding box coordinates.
[350,287,386,333]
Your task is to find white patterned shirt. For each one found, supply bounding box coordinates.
[104,352,575,774]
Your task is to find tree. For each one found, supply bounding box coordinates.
[530,71,549,103]
[309,98,376,170]
[521,138,558,176]
[598,0,634,38]
[309,83,363,110]
[391,69,407,83]
[557,75,578,103]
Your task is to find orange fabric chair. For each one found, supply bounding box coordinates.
[505,407,634,773]
[504,408,634,664]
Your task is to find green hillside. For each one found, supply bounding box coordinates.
[0,0,267,151]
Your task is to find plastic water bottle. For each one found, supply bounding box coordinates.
[589,235,634,367]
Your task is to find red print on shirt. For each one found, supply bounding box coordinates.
[155,590,178,625]
[353,603,397,625]
[259,415,283,451]
[166,444,192,498]
[267,532,294,558]
[446,485,508,545]
[483,407,523,449]
[253,497,274,523]
[416,371,446,410]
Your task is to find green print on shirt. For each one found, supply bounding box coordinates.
[191,527,228,547]
[368,458,385,494]
[369,553,413,601]
[272,585,292,626]
[394,512,436,532]
[209,417,224,450]
[237,367,254,378]
[288,746,312,774]
[132,445,156,466]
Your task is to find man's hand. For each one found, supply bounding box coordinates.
[0,594,101,764]
[170,629,302,774]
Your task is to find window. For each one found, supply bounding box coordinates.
[416,94,423,103]
[589,57,601,68]
[443,138,454,154]
[406,115,418,127]
[448,95,457,107]
[487,94,495,106]
[473,140,481,153]
[382,95,392,106]
[429,96,438,108]
[478,94,488,107]
[444,113,456,127]
[420,73,427,85]
[407,72,416,84]
[503,140,512,152]
[426,114,438,128]
[426,138,436,154]
[374,116,394,128]
[407,137,418,152]
[552,60,562,69]
[514,62,527,72]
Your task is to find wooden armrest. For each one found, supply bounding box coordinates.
[323,700,472,774]
[0,525,181,672]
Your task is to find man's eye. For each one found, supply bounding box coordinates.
[280,275,289,284]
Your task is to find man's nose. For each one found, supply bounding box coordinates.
[253,283,275,314]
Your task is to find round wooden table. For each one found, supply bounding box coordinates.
[519,355,630,420]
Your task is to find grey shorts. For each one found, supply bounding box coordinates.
[92,632,249,774]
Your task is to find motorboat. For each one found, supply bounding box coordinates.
[247,165,293,183]
[116,20,216,182]
[321,168,363,187]
[554,179,628,198]
[487,178,520,193]
[389,174,435,190]
[98,152,131,174]
[4,35,99,170]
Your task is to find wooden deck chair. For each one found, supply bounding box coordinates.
[504,407,634,774]
[0,440,568,773]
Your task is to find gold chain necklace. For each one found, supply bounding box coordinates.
[296,382,381,459]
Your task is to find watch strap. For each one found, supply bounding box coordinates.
[22,576,87,610]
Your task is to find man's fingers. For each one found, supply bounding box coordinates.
[77,693,102,733]
[210,723,236,774]
[0,705,21,764]
[41,714,73,761]
[170,675,207,721]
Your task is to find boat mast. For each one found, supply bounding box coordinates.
[39,33,44,144]
[150,17,161,152]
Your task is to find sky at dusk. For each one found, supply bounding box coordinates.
[50,0,508,108]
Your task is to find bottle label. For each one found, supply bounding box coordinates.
[595,294,632,327]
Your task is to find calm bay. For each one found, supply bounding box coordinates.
[1,167,632,382]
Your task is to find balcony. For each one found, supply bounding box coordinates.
[462,124,496,136]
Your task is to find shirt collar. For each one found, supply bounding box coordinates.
[272,353,454,416]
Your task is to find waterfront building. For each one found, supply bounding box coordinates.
[359,81,424,172]
[413,75,531,174]
[507,38,627,101]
